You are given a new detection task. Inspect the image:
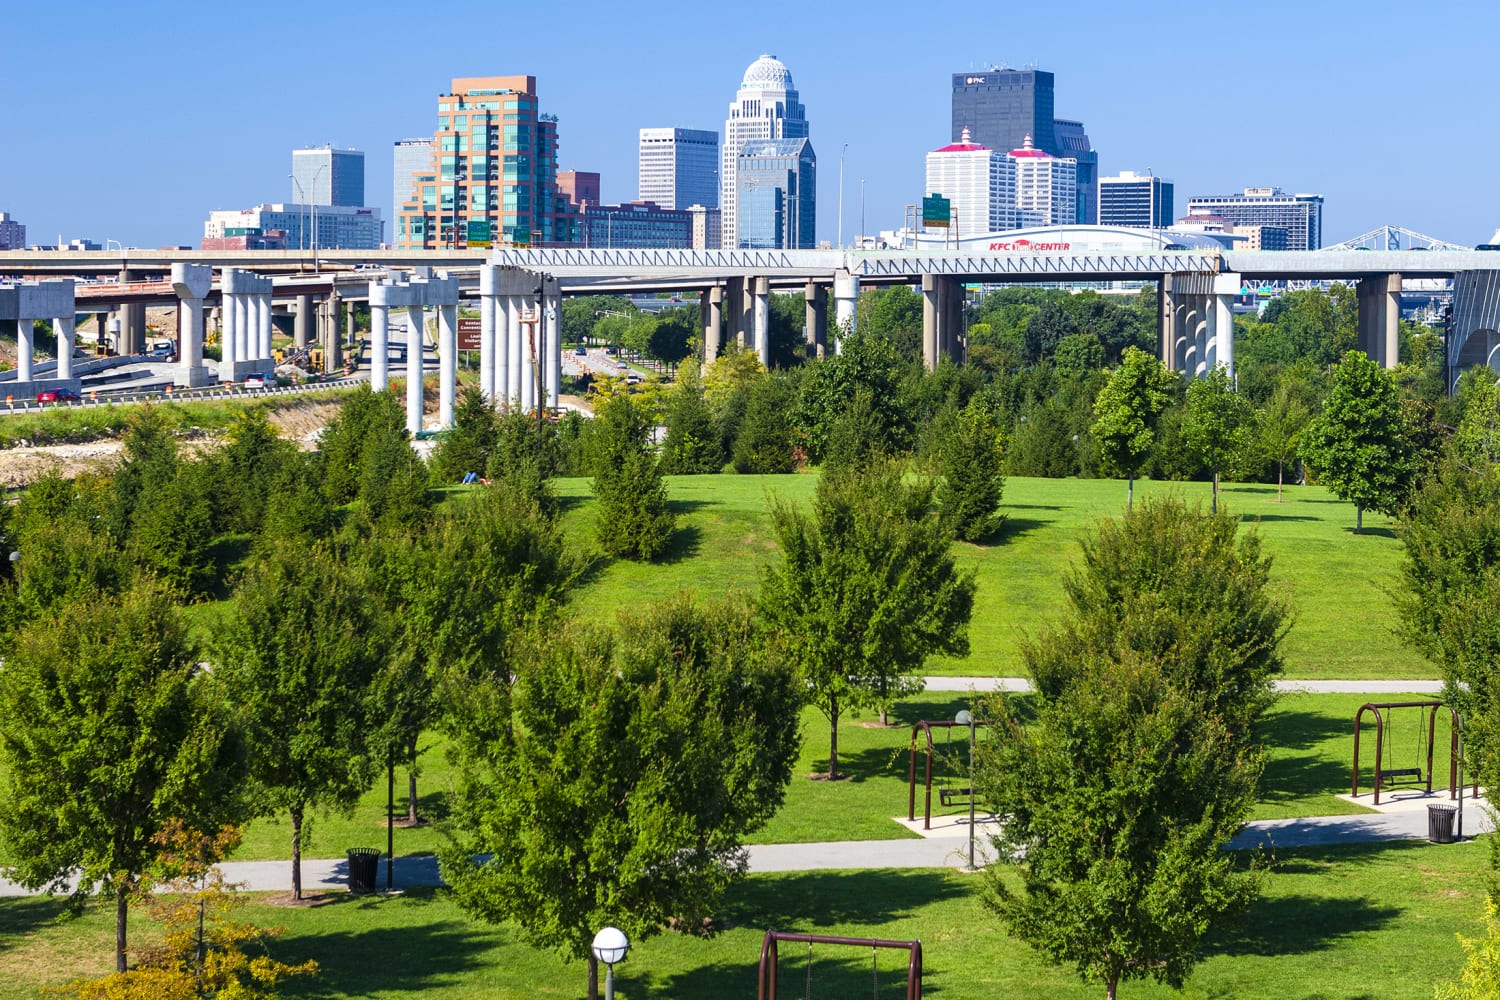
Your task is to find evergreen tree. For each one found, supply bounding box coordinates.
[661,366,722,474]
[935,402,1006,542]
[430,386,501,484]
[732,375,797,474]
[590,395,675,560]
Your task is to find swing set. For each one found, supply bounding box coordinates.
[906,719,987,830]
[757,930,924,1000]
[1351,700,1473,805]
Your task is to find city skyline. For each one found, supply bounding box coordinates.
[3,0,1498,250]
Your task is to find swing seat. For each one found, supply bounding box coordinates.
[1377,767,1423,783]
[939,786,974,807]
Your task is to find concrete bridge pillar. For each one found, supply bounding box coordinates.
[507,293,524,406]
[0,280,81,399]
[1213,273,1238,381]
[921,275,939,371]
[944,277,965,364]
[438,300,458,428]
[115,272,145,356]
[369,294,391,392]
[93,312,107,356]
[752,276,770,367]
[16,314,33,384]
[499,296,514,406]
[256,284,273,362]
[724,281,743,350]
[703,285,723,364]
[805,281,827,358]
[519,296,536,413]
[170,263,212,388]
[406,305,425,434]
[1357,273,1401,369]
[543,277,561,409]
[833,269,859,353]
[479,266,497,401]
[295,293,313,349]
[738,276,754,349]
[55,313,75,381]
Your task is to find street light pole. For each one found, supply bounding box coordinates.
[310,162,329,270]
[955,709,976,870]
[288,175,307,252]
[838,143,848,249]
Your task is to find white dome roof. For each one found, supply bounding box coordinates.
[741,54,794,91]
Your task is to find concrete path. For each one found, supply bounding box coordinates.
[923,677,1445,694]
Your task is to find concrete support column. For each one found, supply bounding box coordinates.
[704,285,723,364]
[94,312,107,355]
[737,277,753,348]
[544,283,561,409]
[295,293,312,349]
[1179,298,1198,376]
[833,269,859,353]
[16,318,33,382]
[221,291,238,371]
[479,266,497,401]
[406,305,425,435]
[371,304,390,391]
[921,275,939,371]
[1212,273,1239,381]
[171,265,213,388]
[438,302,457,428]
[235,294,250,366]
[943,277,964,363]
[1204,293,1220,371]
[806,282,828,358]
[752,276,770,367]
[724,281,743,349]
[119,302,145,356]
[258,292,273,361]
[497,296,512,406]
[55,314,75,381]
[519,297,536,412]
[1358,272,1402,369]
[508,295,524,405]
[1159,279,1176,370]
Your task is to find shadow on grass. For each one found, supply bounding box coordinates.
[652,524,703,565]
[274,891,495,998]
[991,516,1046,544]
[0,895,73,954]
[1209,893,1402,959]
[666,497,715,516]
[552,491,591,516]
[1240,513,1320,524]
[655,870,963,999]
[1346,527,1398,540]
[1258,708,1357,805]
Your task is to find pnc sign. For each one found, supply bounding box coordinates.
[987,239,1072,252]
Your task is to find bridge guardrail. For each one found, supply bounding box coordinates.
[0,376,362,418]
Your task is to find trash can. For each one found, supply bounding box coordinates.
[347,847,381,893]
[1427,803,1458,844]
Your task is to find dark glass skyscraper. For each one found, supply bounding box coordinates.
[952,68,1098,223]
[951,69,1055,157]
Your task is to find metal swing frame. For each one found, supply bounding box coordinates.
[906,719,988,830]
[757,930,923,1000]
[1351,700,1472,805]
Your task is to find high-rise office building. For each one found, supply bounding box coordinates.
[203,204,381,250]
[924,127,1015,238]
[397,74,575,250]
[639,128,718,210]
[1185,187,1323,250]
[952,68,1099,223]
[721,54,810,249]
[292,147,365,207]
[392,138,434,225]
[735,138,816,249]
[1052,119,1097,225]
[0,211,25,250]
[581,201,693,249]
[952,69,1055,158]
[1010,135,1076,227]
[1099,170,1174,228]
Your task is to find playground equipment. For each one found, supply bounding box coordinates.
[757,931,923,1000]
[1351,701,1473,805]
[907,719,986,830]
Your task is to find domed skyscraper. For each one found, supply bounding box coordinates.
[721,54,814,249]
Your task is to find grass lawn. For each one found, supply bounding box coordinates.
[193,688,1446,867]
[555,473,1422,680]
[0,839,1486,999]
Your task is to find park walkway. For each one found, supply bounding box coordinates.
[0,677,1466,898]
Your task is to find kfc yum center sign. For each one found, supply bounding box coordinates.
[988,238,1072,252]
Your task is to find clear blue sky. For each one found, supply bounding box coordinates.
[4,0,1497,249]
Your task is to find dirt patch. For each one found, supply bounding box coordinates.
[266,400,345,448]
[0,441,125,488]
[261,891,345,908]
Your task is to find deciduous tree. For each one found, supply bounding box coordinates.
[1090,346,1178,509]
[441,598,801,961]
[1183,364,1252,512]
[0,583,244,972]
[1298,350,1414,532]
[759,462,976,775]
[982,497,1288,1000]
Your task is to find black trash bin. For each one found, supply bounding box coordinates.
[1427,803,1458,844]
[347,847,381,893]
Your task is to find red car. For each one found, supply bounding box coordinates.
[36,388,81,403]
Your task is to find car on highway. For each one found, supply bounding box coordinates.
[243,373,276,389]
[574,344,587,355]
[36,388,81,403]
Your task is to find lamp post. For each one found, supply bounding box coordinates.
[288,175,308,252]
[955,709,976,870]
[310,163,329,270]
[838,142,848,249]
[590,927,628,1000]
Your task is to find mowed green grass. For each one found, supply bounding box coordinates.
[557,473,1423,679]
[197,689,1441,866]
[0,840,1486,999]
